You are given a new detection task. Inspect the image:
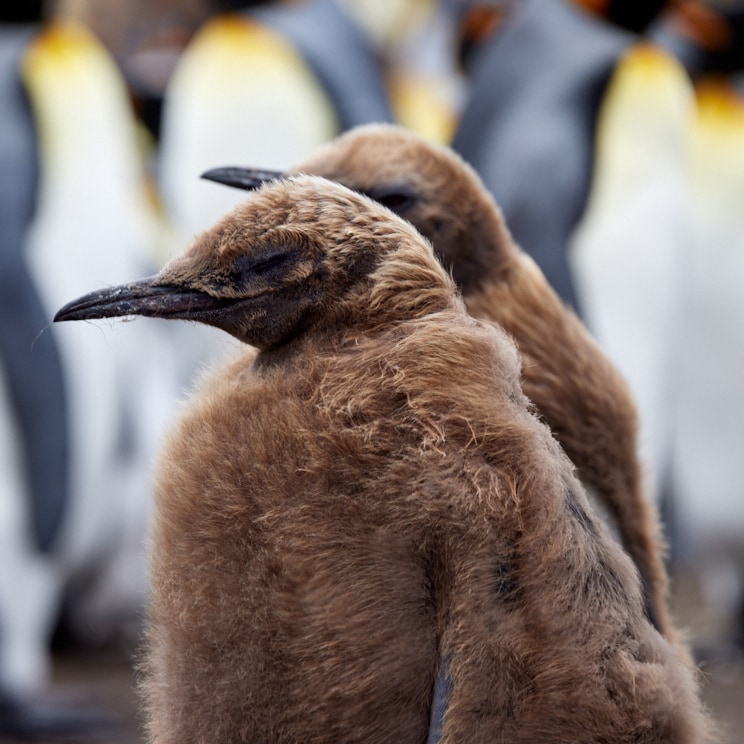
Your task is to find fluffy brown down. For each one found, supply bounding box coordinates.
[288,124,674,642]
[130,177,712,742]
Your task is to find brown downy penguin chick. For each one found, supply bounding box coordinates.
[54,176,713,743]
[203,124,674,642]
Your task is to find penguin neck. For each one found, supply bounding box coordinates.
[454,209,520,298]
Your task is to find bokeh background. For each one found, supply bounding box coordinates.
[1,0,743,741]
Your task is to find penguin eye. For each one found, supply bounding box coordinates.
[248,253,293,276]
[366,186,418,214]
[231,250,297,284]
[378,193,414,211]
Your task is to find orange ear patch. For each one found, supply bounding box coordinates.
[670,0,734,51]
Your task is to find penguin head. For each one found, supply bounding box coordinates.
[202,124,515,295]
[54,175,453,350]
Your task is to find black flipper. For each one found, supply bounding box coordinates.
[0,25,69,553]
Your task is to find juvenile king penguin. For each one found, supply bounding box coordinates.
[56,176,712,743]
[202,123,675,643]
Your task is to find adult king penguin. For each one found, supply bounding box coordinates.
[0,8,181,735]
[452,0,694,511]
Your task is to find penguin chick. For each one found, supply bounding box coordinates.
[55,176,713,744]
[203,123,674,642]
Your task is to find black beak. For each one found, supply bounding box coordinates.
[54,276,234,324]
[201,166,285,191]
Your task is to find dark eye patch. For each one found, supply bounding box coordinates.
[378,193,415,211]
[230,250,298,285]
[364,184,418,214]
[248,252,293,276]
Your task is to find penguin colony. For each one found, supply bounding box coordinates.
[56,172,712,742]
[205,123,673,642]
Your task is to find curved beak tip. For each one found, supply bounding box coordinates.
[200,166,285,191]
[53,288,123,323]
[53,279,161,324]
[54,279,236,326]
[53,307,73,323]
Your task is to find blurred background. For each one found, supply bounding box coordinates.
[0,0,743,741]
